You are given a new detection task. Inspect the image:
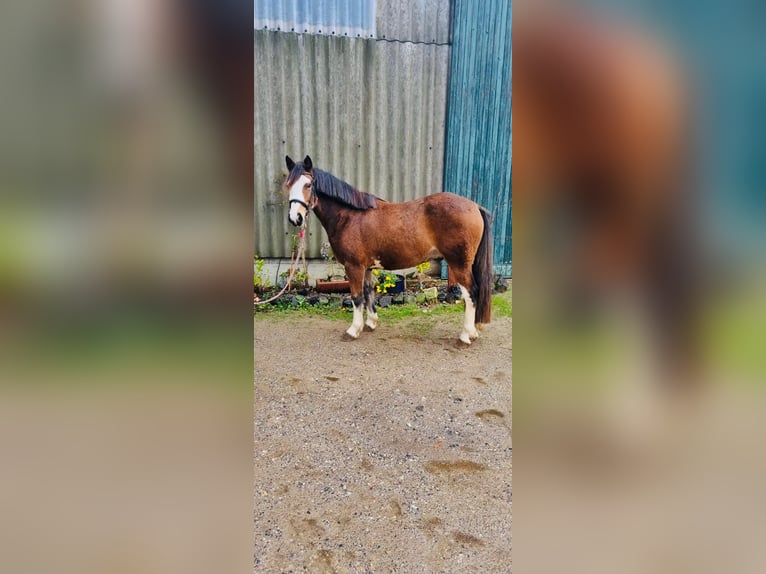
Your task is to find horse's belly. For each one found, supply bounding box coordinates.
[377,246,441,270]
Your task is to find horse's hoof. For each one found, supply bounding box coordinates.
[341,332,358,341]
[363,324,376,332]
[455,339,471,349]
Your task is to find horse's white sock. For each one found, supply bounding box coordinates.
[346,301,365,338]
[459,285,479,344]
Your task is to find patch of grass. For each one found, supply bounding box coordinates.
[254,301,455,323]
[254,299,349,321]
[254,286,512,323]
[492,289,512,319]
[254,297,460,323]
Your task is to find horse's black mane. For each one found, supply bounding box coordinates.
[313,169,378,210]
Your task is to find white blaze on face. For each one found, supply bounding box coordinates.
[288,174,311,225]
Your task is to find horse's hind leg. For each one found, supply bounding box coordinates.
[344,265,366,339]
[451,266,480,345]
[459,285,480,344]
[363,269,378,331]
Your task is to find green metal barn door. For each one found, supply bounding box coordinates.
[444,0,512,276]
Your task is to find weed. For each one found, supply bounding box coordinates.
[254,255,271,290]
[280,269,309,288]
[416,261,430,275]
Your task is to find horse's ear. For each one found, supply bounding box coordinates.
[285,155,296,171]
[303,155,313,171]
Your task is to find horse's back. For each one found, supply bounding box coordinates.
[374,192,482,223]
[419,192,484,218]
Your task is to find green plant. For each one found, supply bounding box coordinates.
[280,268,308,287]
[372,269,398,294]
[254,255,270,290]
[413,261,431,288]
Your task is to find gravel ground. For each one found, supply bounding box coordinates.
[254,308,512,573]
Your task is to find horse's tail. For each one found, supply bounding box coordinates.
[472,207,494,325]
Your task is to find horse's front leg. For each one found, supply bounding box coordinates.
[344,266,366,339]
[363,269,378,331]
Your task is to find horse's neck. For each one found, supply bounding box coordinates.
[312,197,347,236]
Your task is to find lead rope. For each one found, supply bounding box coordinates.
[254,220,308,306]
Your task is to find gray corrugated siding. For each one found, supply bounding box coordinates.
[376,0,452,44]
[254,29,450,258]
[444,0,512,276]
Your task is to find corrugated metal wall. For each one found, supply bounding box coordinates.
[254,0,451,258]
[443,0,512,276]
[254,0,452,43]
[254,0,376,38]
[376,0,451,44]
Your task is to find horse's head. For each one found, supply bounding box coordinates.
[284,155,314,227]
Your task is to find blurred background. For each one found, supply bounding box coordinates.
[0,0,253,572]
[514,0,766,572]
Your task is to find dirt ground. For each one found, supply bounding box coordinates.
[254,307,512,573]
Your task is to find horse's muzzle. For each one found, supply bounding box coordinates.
[289,213,303,227]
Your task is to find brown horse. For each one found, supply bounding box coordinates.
[514,5,700,385]
[284,155,493,345]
